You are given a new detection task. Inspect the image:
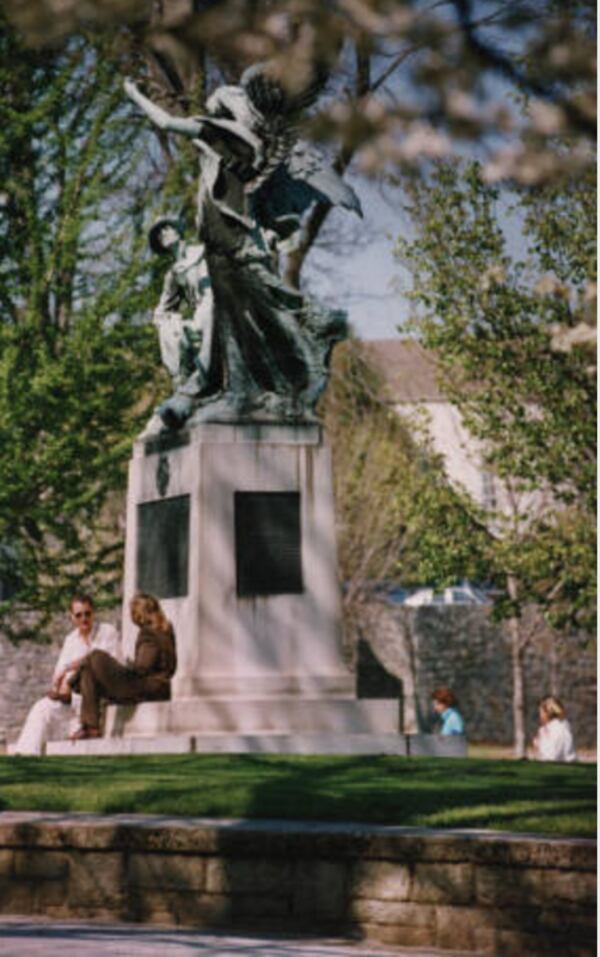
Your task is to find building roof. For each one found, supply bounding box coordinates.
[362,338,444,403]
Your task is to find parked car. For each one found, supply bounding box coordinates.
[400,583,491,607]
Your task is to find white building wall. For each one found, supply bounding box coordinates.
[396,400,493,508]
[395,399,548,522]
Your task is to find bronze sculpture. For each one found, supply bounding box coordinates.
[125,63,361,430]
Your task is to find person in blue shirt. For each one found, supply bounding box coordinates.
[432,687,465,735]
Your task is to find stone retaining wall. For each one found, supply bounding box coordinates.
[0,813,594,956]
[356,602,597,748]
[0,634,61,745]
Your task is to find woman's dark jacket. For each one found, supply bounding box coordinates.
[131,625,177,699]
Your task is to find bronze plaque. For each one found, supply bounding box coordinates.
[136,494,190,598]
[235,492,303,596]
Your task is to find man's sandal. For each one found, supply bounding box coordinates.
[69,727,100,741]
[48,689,72,705]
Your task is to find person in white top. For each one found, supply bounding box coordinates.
[13,594,120,755]
[531,695,577,763]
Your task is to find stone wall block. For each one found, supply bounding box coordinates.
[292,860,348,919]
[472,926,497,955]
[538,868,596,907]
[127,852,205,890]
[125,825,220,855]
[124,889,175,925]
[493,928,584,957]
[476,865,597,908]
[0,850,14,877]
[570,944,599,957]
[231,893,291,919]
[359,922,436,948]
[205,857,291,895]
[472,837,596,871]
[38,903,79,921]
[351,859,411,900]
[435,905,495,951]
[414,835,477,863]
[0,879,35,914]
[34,879,70,909]
[67,851,125,907]
[166,891,233,926]
[351,899,434,927]
[480,903,596,938]
[13,849,69,881]
[536,907,598,934]
[411,861,474,904]
[1,819,119,852]
[126,889,232,926]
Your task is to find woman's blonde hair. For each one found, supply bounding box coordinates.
[539,695,566,720]
[130,593,170,634]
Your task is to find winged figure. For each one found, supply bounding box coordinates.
[124,61,360,430]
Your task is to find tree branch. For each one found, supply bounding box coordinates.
[284,41,372,288]
[452,0,595,138]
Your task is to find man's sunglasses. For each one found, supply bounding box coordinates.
[72,611,93,619]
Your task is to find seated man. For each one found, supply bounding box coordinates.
[70,592,176,740]
[13,594,121,755]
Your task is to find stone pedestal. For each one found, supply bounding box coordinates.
[123,422,354,697]
[115,421,403,751]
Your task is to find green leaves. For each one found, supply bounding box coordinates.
[396,160,596,631]
[0,22,166,637]
[323,340,496,606]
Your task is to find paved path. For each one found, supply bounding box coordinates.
[0,919,482,957]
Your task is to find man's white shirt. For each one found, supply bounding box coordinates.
[52,622,121,683]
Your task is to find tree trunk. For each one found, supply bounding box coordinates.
[508,616,527,758]
[507,575,527,758]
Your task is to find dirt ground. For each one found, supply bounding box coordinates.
[468,741,596,762]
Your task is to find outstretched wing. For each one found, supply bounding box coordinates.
[287,143,363,217]
[240,60,328,121]
[251,141,362,239]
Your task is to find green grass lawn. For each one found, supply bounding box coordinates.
[0,754,595,838]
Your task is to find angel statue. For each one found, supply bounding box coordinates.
[125,63,362,430]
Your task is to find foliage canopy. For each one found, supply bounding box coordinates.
[0,23,165,636]
[395,160,596,631]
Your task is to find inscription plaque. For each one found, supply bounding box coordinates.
[235,491,303,597]
[137,494,190,598]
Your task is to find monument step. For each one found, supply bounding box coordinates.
[44,732,466,757]
[103,696,402,737]
[172,678,357,697]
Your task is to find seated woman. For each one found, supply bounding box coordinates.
[70,592,176,740]
[431,687,465,736]
[531,695,577,762]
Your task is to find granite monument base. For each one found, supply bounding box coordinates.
[46,731,467,756]
[111,420,404,753]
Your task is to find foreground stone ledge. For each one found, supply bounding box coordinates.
[0,812,594,865]
[0,813,595,956]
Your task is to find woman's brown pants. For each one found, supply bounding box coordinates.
[78,649,169,729]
